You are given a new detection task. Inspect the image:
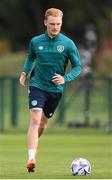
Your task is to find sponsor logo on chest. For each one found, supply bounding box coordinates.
[38,46,44,50]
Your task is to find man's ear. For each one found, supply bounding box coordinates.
[44,20,47,26]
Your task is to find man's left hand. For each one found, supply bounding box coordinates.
[52,73,64,85]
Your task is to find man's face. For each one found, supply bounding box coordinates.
[44,16,62,37]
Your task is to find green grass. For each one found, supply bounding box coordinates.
[0,52,26,76]
[0,52,112,179]
[0,130,112,179]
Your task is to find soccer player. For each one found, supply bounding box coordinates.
[19,8,81,172]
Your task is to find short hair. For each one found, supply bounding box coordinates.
[45,8,63,20]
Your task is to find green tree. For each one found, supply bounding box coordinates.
[0,0,112,50]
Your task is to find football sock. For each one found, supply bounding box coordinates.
[28,149,36,161]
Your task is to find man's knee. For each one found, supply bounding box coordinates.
[40,113,48,129]
[39,120,48,129]
[30,109,42,127]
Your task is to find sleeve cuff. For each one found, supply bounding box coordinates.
[22,72,27,76]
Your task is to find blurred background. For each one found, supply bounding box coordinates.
[0,0,112,133]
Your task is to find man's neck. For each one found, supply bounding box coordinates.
[47,32,57,39]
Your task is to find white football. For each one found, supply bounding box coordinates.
[70,157,91,176]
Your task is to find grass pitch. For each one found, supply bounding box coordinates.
[0,129,111,179]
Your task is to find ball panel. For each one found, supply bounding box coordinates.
[70,157,91,176]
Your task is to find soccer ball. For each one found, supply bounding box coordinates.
[70,157,91,176]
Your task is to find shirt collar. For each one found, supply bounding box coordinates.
[45,32,60,40]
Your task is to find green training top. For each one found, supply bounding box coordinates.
[22,32,81,93]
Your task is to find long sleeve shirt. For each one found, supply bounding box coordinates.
[22,32,81,93]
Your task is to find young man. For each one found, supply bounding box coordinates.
[19,8,81,172]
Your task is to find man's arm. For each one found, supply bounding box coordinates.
[19,39,36,87]
[63,40,81,83]
[52,41,81,85]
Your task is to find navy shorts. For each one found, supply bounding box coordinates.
[29,86,62,118]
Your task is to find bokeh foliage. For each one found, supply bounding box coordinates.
[0,0,112,49]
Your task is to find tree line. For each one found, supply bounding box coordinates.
[0,0,112,50]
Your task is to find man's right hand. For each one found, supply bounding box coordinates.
[19,72,27,87]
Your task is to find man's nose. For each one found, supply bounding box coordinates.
[54,24,58,29]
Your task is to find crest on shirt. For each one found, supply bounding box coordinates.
[38,46,44,50]
[57,45,64,52]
